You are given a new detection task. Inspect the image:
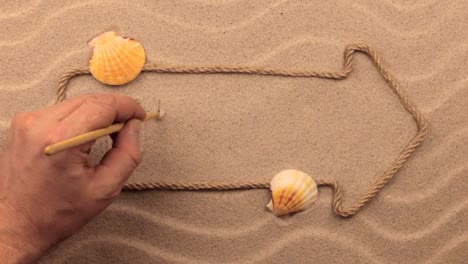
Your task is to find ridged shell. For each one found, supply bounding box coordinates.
[88,31,145,85]
[266,170,318,216]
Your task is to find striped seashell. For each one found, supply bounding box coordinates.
[88,31,145,85]
[266,170,318,216]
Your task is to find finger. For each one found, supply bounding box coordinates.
[35,94,96,121]
[58,94,146,136]
[92,119,141,196]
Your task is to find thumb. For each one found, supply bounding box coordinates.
[94,119,142,193]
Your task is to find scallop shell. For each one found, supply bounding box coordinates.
[88,31,145,85]
[266,170,318,216]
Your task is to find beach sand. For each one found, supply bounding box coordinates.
[0,0,467,263]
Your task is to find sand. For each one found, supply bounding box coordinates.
[1,0,467,263]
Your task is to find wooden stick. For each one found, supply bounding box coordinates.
[43,111,162,155]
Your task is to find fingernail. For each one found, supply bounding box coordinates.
[132,119,141,134]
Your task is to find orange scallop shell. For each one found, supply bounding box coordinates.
[88,31,145,85]
[266,170,318,216]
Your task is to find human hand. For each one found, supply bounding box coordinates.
[0,94,146,263]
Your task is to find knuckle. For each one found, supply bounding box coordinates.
[11,112,37,131]
[11,112,28,126]
[107,188,122,199]
[93,183,122,200]
[84,95,117,120]
[45,126,69,145]
[117,147,142,172]
[127,150,142,170]
[134,153,142,166]
[89,94,116,109]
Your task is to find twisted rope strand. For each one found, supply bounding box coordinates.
[56,44,428,217]
[57,67,90,103]
[123,181,270,191]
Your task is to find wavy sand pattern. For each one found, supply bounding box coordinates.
[0,0,467,263]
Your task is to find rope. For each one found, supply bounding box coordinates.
[123,181,270,191]
[56,44,428,217]
[57,67,90,104]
